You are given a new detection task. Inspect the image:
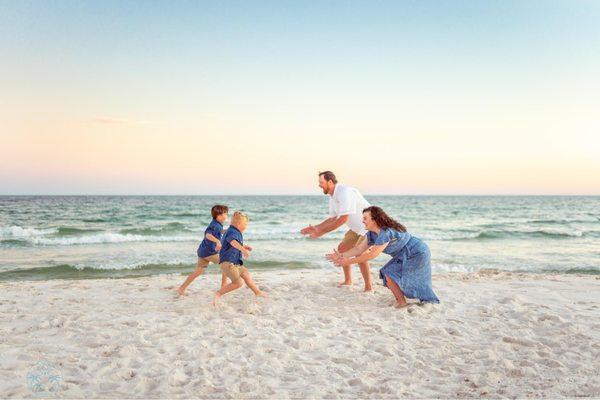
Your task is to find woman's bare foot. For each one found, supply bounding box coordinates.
[212,292,221,306]
[177,287,186,296]
[338,281,352,287]
[394,301,409,308]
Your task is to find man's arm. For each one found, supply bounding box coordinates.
[311,215,349,237]
[301,215,349,238]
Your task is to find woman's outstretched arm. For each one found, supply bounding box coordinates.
[337,242,388,267]
[341,237,369,258]
[326,236,369,262]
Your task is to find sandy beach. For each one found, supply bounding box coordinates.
[1,268,599,399]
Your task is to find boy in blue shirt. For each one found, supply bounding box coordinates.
[178,205,229,296]
[213,211,266,305]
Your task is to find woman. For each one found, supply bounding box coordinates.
[327,206,439,307]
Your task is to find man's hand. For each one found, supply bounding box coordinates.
[308,226,322,239]
[300,225,316,235]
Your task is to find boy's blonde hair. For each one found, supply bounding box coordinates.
[231,211,249,225]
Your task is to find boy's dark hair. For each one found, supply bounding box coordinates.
[211,204,229,219]
[318,171,337,184]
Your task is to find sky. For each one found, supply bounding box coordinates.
[1,0,599,195]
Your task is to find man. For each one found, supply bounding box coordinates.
[300,171,373,291]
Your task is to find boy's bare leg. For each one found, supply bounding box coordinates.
[385,274,408,307]
[337,241,354,287]
[178,261,206,295]
[358,261,373,292]
[220,273,229,290]
[240,270,266,296]
[212,280,244,305]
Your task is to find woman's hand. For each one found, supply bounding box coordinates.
[326,249,342,263]
[334,256,352,268]
[326,249,343,262]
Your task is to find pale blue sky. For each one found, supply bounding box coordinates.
[1,1,599,194]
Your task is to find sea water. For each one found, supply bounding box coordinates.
[1,195,598,280]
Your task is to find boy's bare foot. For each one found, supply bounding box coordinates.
[255,291,268,298]
[338,281,352,287]
[394,301,409,308]
[212,292,221,306]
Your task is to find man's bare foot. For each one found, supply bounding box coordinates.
[177,287,186,296]
[363,286,373,292]
[338,281,352,287]
[394,301,409,308]
[212,292,221,306]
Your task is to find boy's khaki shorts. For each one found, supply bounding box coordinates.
[339,230,366,249]
[197,254,219,269]
[220,262,248,282]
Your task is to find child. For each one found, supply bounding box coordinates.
[213,211,266,305]
[178,204,229,296]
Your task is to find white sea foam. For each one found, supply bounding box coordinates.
[0,225,58,238]
[431,263,477,273]
[73,257,193,270]
[29,233,197,246]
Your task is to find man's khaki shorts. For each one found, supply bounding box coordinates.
[220,262,248,282]
[197,254,219,269]
[339,229,366,249]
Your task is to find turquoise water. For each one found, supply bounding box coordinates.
[0,196,598,280]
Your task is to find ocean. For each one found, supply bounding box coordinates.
[0,195,598,281]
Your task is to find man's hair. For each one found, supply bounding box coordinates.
[318,171,337,184]
[211,204,229,219]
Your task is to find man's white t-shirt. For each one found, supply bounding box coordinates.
[328,184,371,235]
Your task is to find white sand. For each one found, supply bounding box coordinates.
[1,268,599,399]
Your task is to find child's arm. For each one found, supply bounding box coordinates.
[205,233,222,250]
[230,240,250,258]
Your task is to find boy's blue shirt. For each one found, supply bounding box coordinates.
[197,219,223,258]
[219,225,244,265]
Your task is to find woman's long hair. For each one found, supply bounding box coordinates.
[363,206,407,232]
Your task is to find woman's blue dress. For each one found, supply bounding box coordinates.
[367,228,440,303]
